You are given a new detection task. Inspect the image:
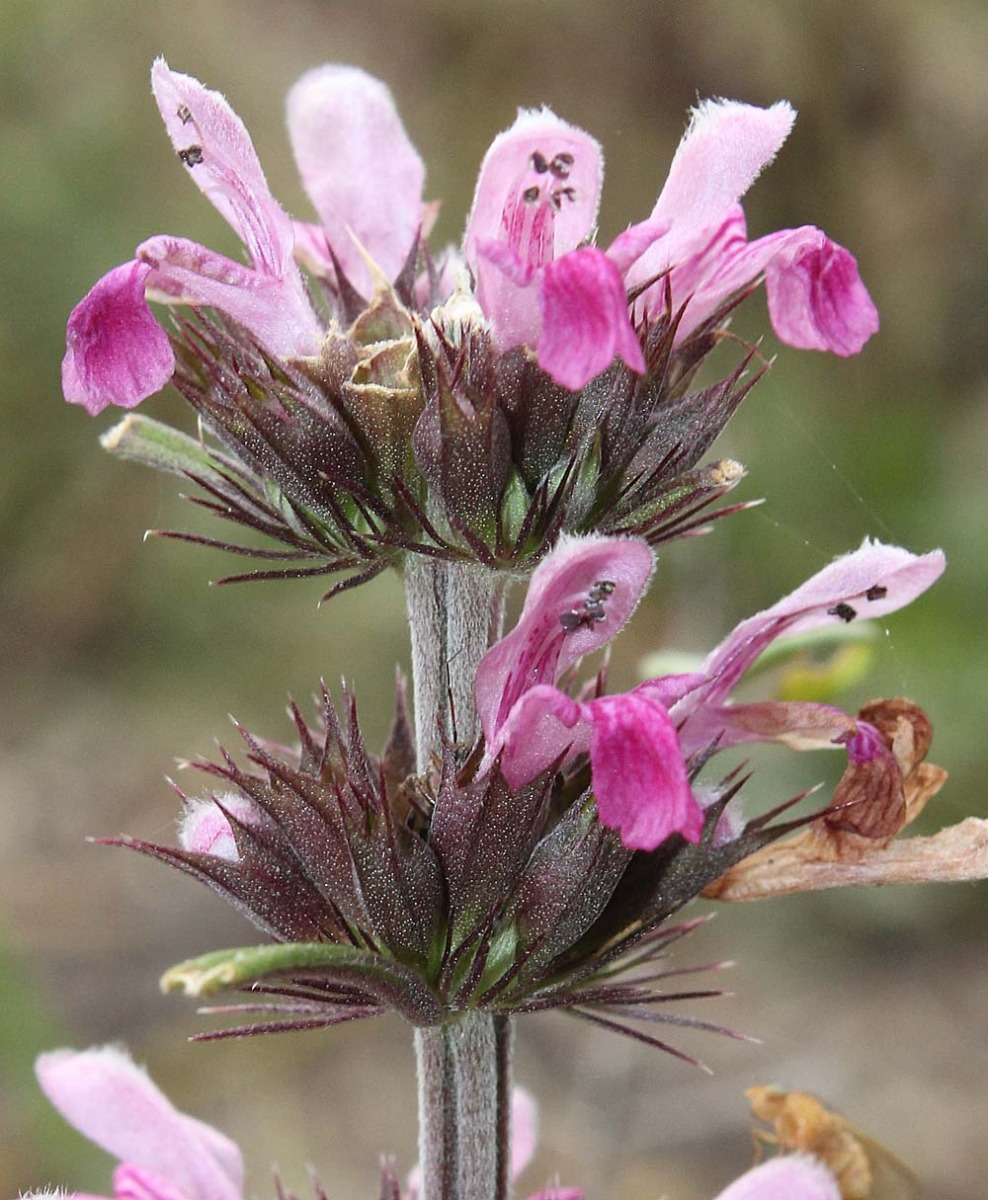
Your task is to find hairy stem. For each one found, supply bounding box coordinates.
[415,1013,514,1200]
[404,558,504,771]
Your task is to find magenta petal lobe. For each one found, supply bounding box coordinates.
[62,261,175,415]
[538,248,645,390]
[765,231,880,355]
[587,693,701,850]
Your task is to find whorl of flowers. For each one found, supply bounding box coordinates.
[69,61,879,592]
[100,535,946,1063]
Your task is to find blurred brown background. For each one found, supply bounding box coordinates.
[2,1,987,1196]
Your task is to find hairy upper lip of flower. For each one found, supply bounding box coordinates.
[63,59,878,419]
[65,62,882,596]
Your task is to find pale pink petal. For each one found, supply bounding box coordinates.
[680,541,945,712]
[764,229,879,355]
[525,1191,583,1200]
[473,239,543,350]
[475,535,654,745]
[510,1087,538,1179]
[683,699,859,755]
[712,1155,840,1200]
[538,248,645,390]
[463,108,602,272]
[178,794,264,861]
[36,1047,243,1200]
[291,220,334,277]
[151,59,293,279]
[112,1163,189,1200]
[586,693,701,849]
[621,204,749,329]
[62,261,175,415]
[137,235,320,357]
[605,214,671,276]
[286,65,425,295]
[489,684,590,789]
[652,99,796,230]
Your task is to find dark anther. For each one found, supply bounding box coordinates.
[522,185,541,203]
[531,151,549,174]
[553,186,577,207]
[178,145,204,168]
[560,581,614,633]
[865,584,888,601]
[550,152,574,179]
[176,104,193,125]
[827,602,857,623]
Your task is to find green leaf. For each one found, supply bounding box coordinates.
[160,942,445,1025]
[100,413,215,477]
[163,942,397,998]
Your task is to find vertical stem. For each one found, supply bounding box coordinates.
[404,557,504,771]
[415,1013,514,1200]
[405,553,511,1199]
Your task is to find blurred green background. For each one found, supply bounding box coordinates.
[2,1,986,1196]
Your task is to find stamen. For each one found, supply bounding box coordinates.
[176,104,193,125]
[178,145,204,168]
[559,580,616,633]
[865,584,888,601]
[550,152,574,179]
[827,602,857,623]
[522,186,541,203]
[531,151,550,174]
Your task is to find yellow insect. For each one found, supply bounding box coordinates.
[746,1085,923,1200]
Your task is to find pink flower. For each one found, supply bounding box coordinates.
[286,65,428,299]
[474,534,702,851]
[712,1156,841,1200]
[63,59,322,416]
[29,1045,243,1200]
[66,65,879,415]
[464,98,879,388]
[474,535,944,852]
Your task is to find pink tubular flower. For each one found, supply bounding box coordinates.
[463,96,878,388]
[286,64,428,298]
[30,1045,243,1200]
[475,535,944,852]
[63,59,322,416]
[474,534,703,851]
[65,64,879,414]
[712,1156,841,1200]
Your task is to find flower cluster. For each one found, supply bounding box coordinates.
[37,53,973,1200]
[70,61,878,588]
[100,534,947,1061]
